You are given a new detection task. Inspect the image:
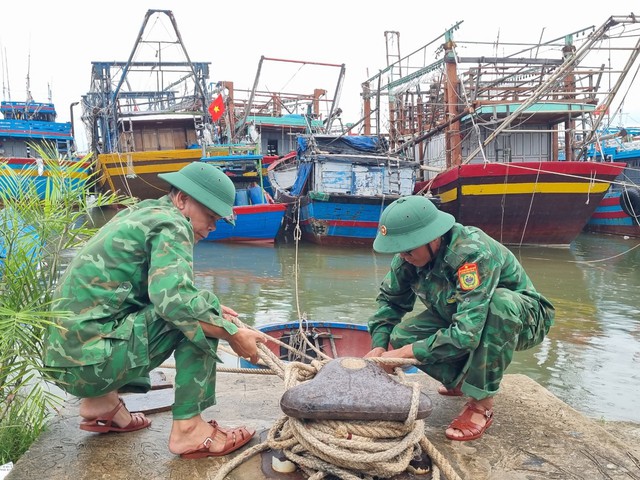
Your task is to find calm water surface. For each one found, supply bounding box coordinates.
[193,233,640,423]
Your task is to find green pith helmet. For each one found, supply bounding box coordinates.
[373,196,455,254]
[158,162,236,225]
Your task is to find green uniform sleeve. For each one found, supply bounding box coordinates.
[147,216,239,347]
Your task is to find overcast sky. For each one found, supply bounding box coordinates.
[2,1,639,152]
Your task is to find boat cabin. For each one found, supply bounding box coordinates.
[110,116,201,153]
[0,101,73,157]
[297,135,417,197]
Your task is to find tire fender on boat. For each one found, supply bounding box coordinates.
[620,186,640,219]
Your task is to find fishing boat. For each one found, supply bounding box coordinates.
[81,10,343,202]
[361,16,639,246]
[268,134,418,247]
[236,320,418,373]
[236,321,372,370]
[240,56,416,248]
[0,100,90,199]
[584,127,640,238]
[80,9,211,201]
[212,54,344,158]
[200,146,287,244]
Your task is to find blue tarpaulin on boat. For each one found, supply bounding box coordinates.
[291,163,312,196]
[297,137,310,156]
[298,135,386,156]
[337,136,380,151]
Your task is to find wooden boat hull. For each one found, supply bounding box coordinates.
[298,193,401,247]
[239,321,372,370]
[205,203,287,244]
[583,135,640,238]
[421,161,627,246]
[96,149,203,200]
[239,320,418,373]
[1,157,91,199]
[97,148,275,201]
[269,136,417,248]
[585,190,640,238]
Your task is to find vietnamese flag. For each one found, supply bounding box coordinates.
[208,94,225,122]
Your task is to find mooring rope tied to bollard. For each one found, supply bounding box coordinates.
[209,317,464,480]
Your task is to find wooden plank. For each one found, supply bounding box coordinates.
[150,369,172,390]
[122,388,173,415]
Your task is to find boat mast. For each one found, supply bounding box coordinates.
[443,29,462,168]
[235,55,265,142]
[26,50,32,102]
[463,14,640,164]
[234,56,345,143]
[323,63,346,133]
[1,46,11,101]
[84,9,210,155]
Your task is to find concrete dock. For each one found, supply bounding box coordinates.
[6,371,640,480]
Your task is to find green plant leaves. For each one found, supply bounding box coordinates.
[0,144,135,464]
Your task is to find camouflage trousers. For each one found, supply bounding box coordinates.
[390,288,551,400]
[47,305,219,420]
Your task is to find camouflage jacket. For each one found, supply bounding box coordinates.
[44,195,238,367]
[368,223,555,362]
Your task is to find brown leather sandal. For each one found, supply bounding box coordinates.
[445,402,494,441]
[437,384,464,396]
[179,420,255,459]
[79,398,150,433]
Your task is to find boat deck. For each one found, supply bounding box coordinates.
[6,372,640,479]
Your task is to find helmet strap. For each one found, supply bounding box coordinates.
[426,237,441,261]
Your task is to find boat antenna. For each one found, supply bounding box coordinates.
[534,27,546,59]
[1,45,10,100]
[493,28,500,57]
[26,49,33,102]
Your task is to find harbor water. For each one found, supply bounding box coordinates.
[193,233,640,423]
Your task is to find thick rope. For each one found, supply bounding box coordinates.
[158,315,460,478]
[211,342,463,480]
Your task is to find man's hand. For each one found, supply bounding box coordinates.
[364,346,387,358]
[364,346,393,373]
[221,304,239,322]
[228,328,269,365]
[380,344,415,361]
[365,345,415,374]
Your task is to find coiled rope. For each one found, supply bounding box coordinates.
[211,319,463,480]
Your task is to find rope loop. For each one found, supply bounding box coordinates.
[211,337,462,479]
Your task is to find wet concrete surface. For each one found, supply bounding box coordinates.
[6,371,640,480]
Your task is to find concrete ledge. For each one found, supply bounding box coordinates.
[6,373,640,479]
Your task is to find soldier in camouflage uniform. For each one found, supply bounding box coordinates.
[44,163,268,458]
[365,196,554,441]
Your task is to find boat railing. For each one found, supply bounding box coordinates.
[0,119,72,137]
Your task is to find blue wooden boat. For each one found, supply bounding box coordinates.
[205,202,287,243]
[0,100,90,199]
[584,127,640,238]
[268,135,418,247]
[200,152,287,244]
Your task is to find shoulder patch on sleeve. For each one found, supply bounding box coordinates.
[458,262,481,291]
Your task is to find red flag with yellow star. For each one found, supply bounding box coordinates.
[208,94,225,122]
